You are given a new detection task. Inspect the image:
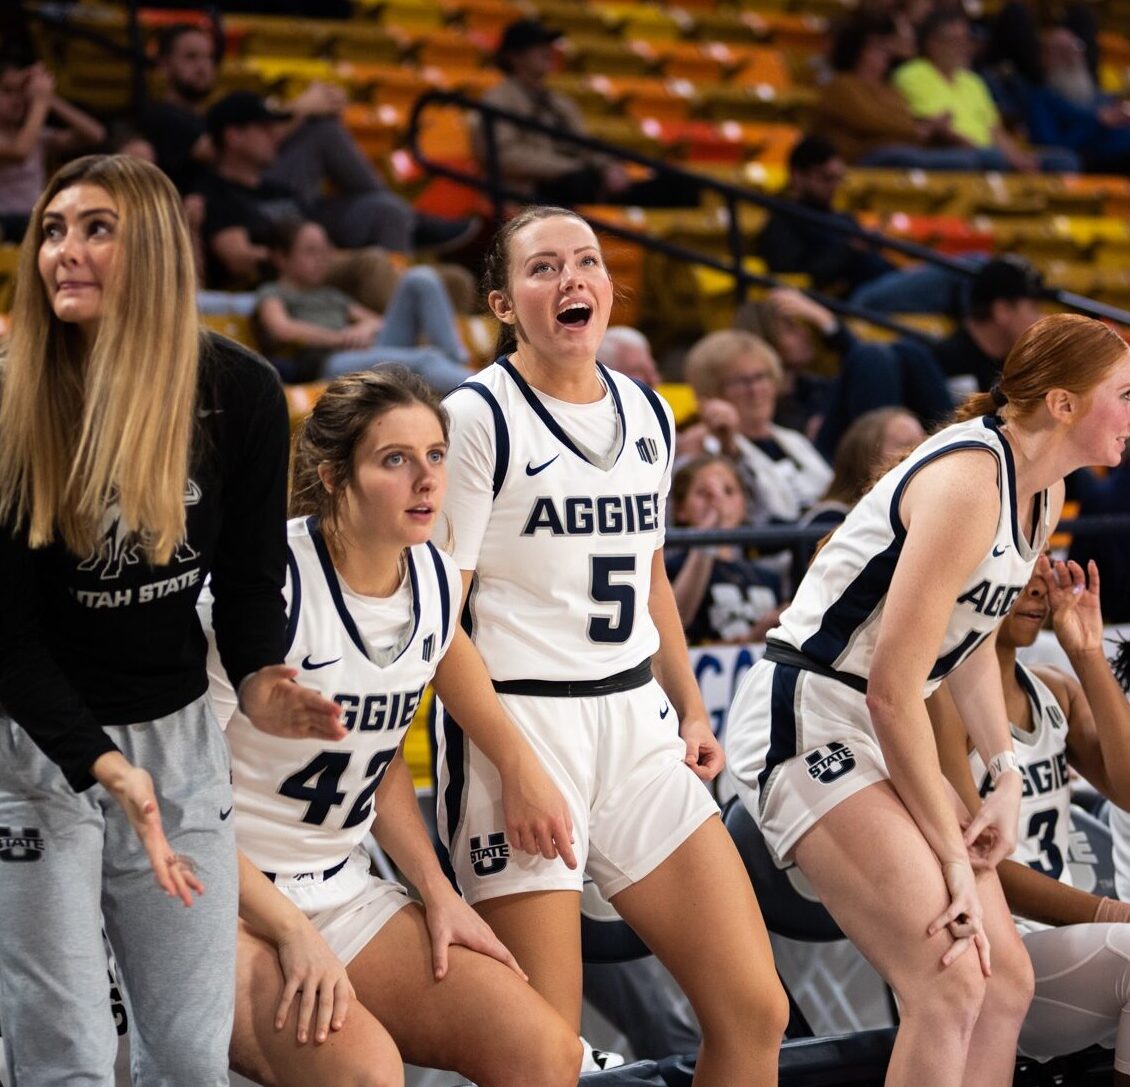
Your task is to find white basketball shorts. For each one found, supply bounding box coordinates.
[437,678,719,904]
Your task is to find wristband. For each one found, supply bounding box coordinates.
[987,750,1021,785]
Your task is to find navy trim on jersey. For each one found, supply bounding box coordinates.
[283,545,302,656]
[636,378,673,467]
[799,438,998,669]
[886,439,999,537]
[455,382,509,498]
[799,540,901,668]
[440,704,467,881]
[757,662,801,795]
[981,416,1048,552]
[499,357,627,468]
[306,517,423,665]
[309,515,370,660]
[426,541,452,646]
[398,551,424,665]
[928,629,987,681]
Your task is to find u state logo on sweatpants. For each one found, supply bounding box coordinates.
[804,742,856,784]
[0,826,45,861]
[469,831,510,876]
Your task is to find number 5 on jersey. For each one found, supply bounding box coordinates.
[589,555,635,644]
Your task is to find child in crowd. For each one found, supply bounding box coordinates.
[255,219,472,391]
[667,455,784,644]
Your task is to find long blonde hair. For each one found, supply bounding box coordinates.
[0,155,200,563]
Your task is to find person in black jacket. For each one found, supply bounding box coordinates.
[0,154,342,1086]
[756,134,969,316]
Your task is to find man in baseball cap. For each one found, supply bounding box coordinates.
[930,255,1047,394]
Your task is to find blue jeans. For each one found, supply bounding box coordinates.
[324,265,472,393]
[859,143,1080,173]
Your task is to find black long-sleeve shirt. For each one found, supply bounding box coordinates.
[0,334,289,791]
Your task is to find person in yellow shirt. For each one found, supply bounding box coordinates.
[892,11,1079,172]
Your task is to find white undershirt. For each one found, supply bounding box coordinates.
[338,569,413,666]
[532,382,619,461]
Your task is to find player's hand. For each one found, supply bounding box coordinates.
[423,885,528,982]
[1041,555,1103,657]
[962,771,1020,869]
[679,713,724,782]
[274,922,354,1044]
[92,751,204,906]
[500,751,577,869]
[929,859,991,976]
[240,665,346,742]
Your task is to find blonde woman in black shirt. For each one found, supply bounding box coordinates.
[0,154,341,1086]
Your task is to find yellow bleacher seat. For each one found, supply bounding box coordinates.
[0,245,19,314]
[413,26,490,69]
[443,0,524,34]
[685,10,768,44]
[380,0,447,32]
[201,312,259,351]
[656,383,698,426]
[329,25,408,64]
[522,0,620,39]
[567,36,658,77]
[594,4,687,42]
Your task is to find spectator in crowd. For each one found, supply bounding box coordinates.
[599,325,661,387]
[142,24,475,253]
[255,219,471,392]
[1024,28,1130,174]
[200,92,472,319]
[929,256,1045,396]
[734,287,952,458]
[476,19,699,207]
[667,455,784,645]
[0,60,105,240]
[815,13,1042,170]
[892,11,1080,172]
[755,136,972,315]
[793,406,926,586]
[1069,457,1130,624]
[683,329,832,523]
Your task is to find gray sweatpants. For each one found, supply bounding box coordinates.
[0,697,237,1086]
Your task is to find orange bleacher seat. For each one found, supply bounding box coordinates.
[650,41,740,85]
[413,26,490,68]
[442,0,524,34]
[598,75,696,123]
[643,119,746,165]
[342,101,406,159]
[567,36,658,77]
[329,25,407,64]
[730,45,795,91]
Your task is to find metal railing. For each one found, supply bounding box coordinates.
[407,88,1130,332]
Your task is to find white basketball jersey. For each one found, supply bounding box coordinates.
[773,416,1050,695]
[222,517,460,874]
[444,360,673,681]
[969,662,1072,885]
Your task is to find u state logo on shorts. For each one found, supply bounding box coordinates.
[469,831,510,876]
[0,826,45,862]
[804,742,856,784]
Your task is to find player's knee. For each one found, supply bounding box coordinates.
[905,951,986,1037]
[984,934,1034,1024]
[346,1064,405,1087]
[487,1019,581,1087]
[702,970,790,1048]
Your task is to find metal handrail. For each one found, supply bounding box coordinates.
[407,88,1130,329]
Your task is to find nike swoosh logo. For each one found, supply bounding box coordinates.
[525,455,560,476]
[219,806,233,821]
[659,703,670,719]
[992,545,1008,557]
[302,655,341,670]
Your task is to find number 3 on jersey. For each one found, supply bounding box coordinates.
[279,749,397,828]
[1026,808,1064,879]
[589,555,635,643]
